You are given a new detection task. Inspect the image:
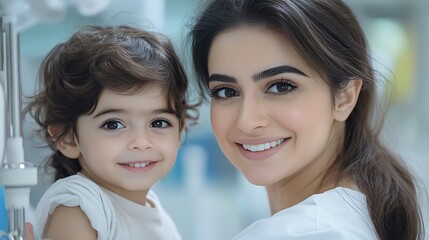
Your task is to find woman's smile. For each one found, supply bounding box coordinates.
[237,137,290,161]
[208,25,340,186]
[241,138,286,152]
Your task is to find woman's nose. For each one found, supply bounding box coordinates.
[236,95,270,134]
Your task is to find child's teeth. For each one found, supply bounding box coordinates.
[128,163,149,168]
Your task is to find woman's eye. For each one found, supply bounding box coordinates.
[102,120,124,130]
[210,87,239,99]
[150,119,171,128]
[267,81,297,94]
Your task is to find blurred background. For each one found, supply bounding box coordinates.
[8,0,429,239]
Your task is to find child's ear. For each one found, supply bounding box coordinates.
[333,79,362,122]
[48,125,81,159]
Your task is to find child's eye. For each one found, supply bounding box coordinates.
[209,86,239,99]
[150,119,171,128]
[102,120,125,130]
[266,79,297,94]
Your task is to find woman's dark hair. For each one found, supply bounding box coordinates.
[190,0,424,239]
[27,25,198,181]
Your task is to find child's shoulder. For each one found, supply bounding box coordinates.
[48,173,100,194]
[35,173,116,239]
[36,173,114,217]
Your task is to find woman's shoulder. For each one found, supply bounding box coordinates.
[311,187,375,234]
[312,187,368,217]
[233,187,377,240]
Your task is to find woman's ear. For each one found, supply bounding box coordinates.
[48,125,80,159]
[333,79,363,122]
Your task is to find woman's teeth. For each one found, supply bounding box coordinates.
[128,162,150,168]
[242,139,285,152]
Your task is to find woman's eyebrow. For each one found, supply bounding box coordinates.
[253,65,308,80]
[208,65,308,83]
[208,74,237,83]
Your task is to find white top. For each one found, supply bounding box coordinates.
[233,187,377,240]
[35,173,181,240]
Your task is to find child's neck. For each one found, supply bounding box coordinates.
[79,171,150,206]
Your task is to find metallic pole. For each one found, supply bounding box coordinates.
[0,15,37,240]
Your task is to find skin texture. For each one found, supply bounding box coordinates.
[25,223,35,240]
[43,206,97,239]
[44,85,181,238]
[207,26,361,213]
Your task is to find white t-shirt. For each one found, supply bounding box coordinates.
[233,187,377,240]
[35,173,181,240]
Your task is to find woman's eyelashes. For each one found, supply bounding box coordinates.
[266,79,297,95]
[209,85,239,100]
[208,78,298,100]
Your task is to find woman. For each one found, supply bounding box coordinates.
[190,0,424,239]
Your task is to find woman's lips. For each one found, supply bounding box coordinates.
[237,137,290,161]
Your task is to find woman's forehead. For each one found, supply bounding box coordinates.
[208,25,320,80]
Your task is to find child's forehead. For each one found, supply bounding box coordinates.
[103,84,167,97]
[94,86,169,111]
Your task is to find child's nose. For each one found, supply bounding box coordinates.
[128,129,153,150]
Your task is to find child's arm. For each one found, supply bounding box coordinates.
[44,205,97,240]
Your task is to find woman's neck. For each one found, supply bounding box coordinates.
[265,168,335,215]
[266,167,358,215]
[265,121,361,215]
[265,127,345,215]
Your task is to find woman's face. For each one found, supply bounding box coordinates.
[207,26,346,187]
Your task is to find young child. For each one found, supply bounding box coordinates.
[27,25,197,239]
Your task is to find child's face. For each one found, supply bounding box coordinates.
[207,26,346,188]
[73,85,180,203]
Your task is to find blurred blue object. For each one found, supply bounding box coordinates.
[0,185,8,238]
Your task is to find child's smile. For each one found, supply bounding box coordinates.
[74,85,181,204]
